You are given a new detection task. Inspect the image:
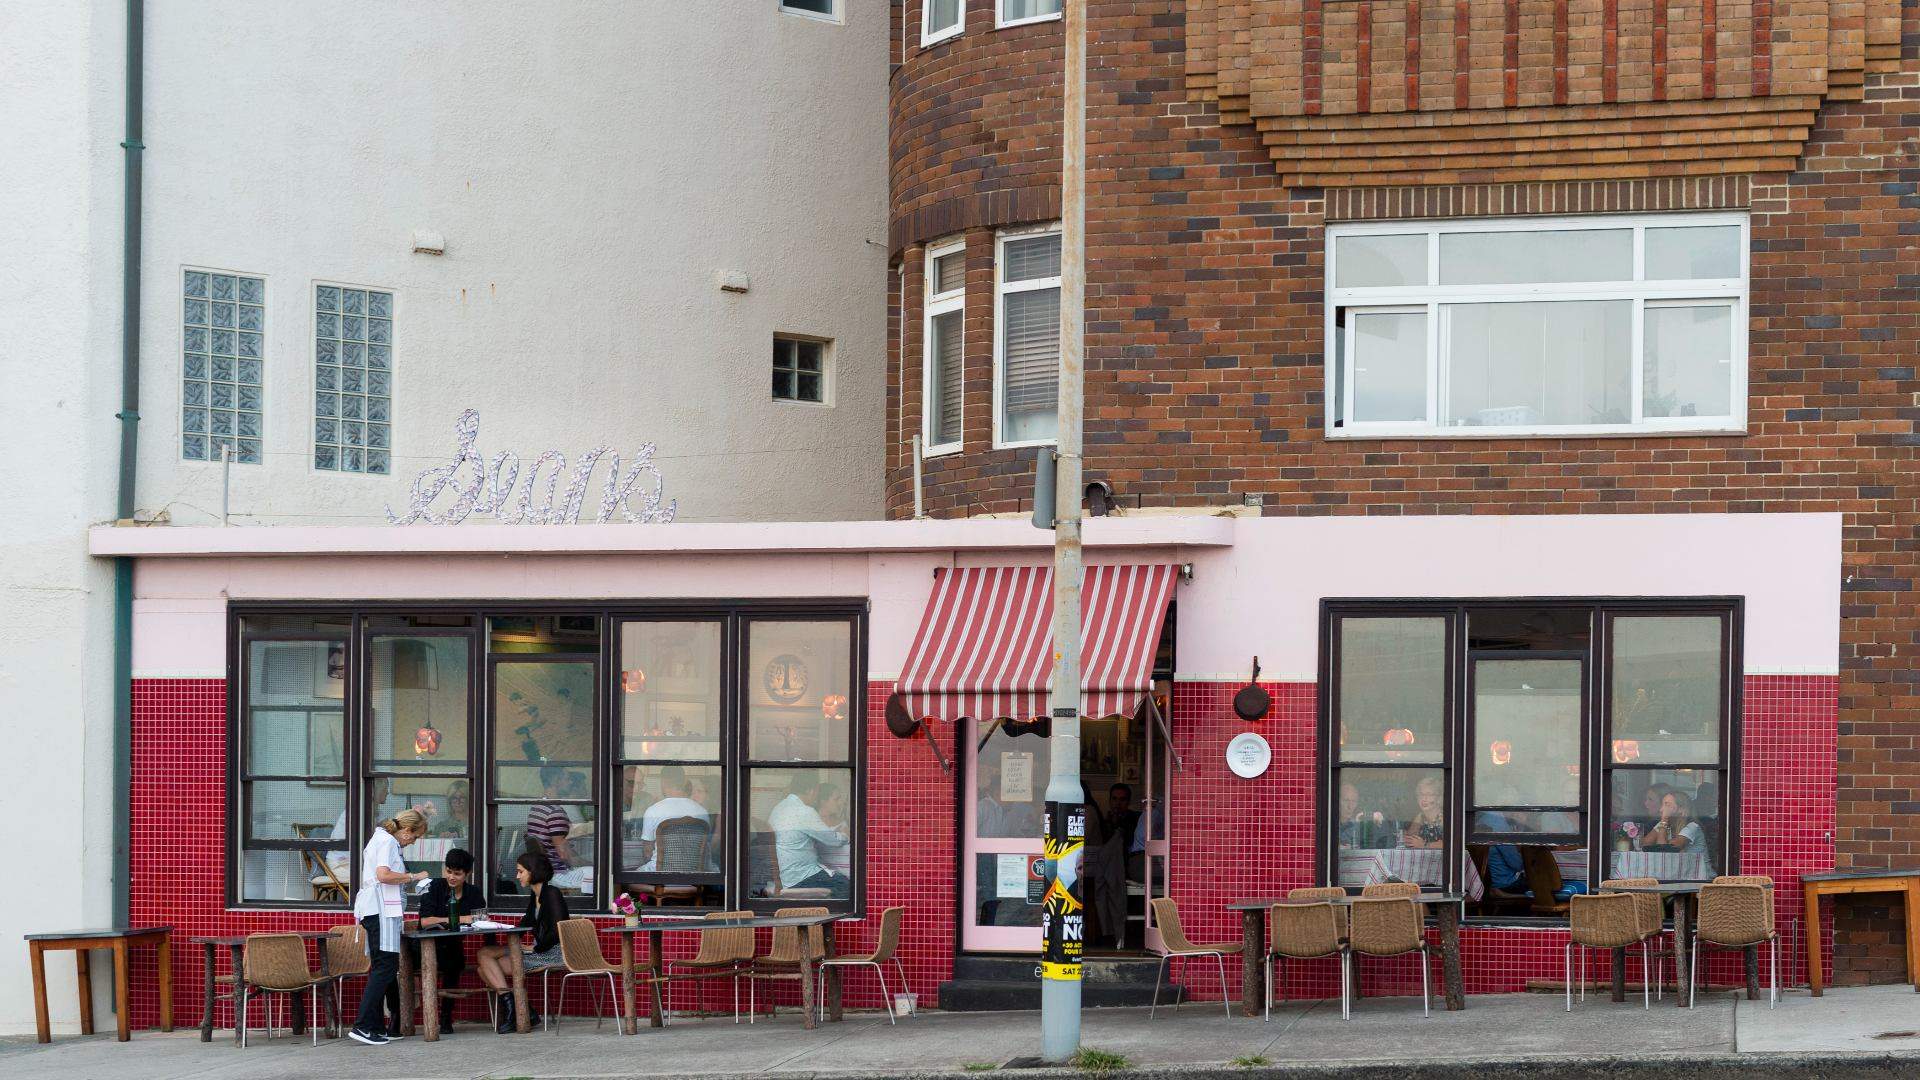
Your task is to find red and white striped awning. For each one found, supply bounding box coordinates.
[892,563,1178,724]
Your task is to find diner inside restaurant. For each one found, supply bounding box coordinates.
[233,604,867,916]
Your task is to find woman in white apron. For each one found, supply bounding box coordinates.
[350,808,430,1046]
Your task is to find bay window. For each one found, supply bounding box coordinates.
[230,603,865,913]
[1327,213,1748,437]
[1322,600,1738,916]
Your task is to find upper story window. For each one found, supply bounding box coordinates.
[773,336,830,404]
[780,0,840,22]
[314,284,394,475]
[999,0,1063,27]
[1326,213,1748,438]
[995,227,1061,447]
[182,269,265,465]
[923,239,966,453]
[924,0,963,44]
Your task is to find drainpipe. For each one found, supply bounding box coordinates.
[111,0,145,929]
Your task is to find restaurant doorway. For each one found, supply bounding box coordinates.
[959,699,1164,955]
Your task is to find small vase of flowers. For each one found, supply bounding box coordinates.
[613,892,639,927]
[1615,821,1641,852]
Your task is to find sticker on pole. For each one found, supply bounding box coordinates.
[1039,801,1085,981]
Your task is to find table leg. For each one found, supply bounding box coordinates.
[1673,895,1694,1008]
[113,941,131,1042]
[799,947,817,1031]
[1239,908,1263,1018]
[1611,948,1626,1003]
[30,942,51,1044]
[200,943,216,1042]
[1904,881,1920,993]
[1804,886,1824,996]
[1436,903,1465,1012]
[1743,945,1761,1000]
[825,924,843,1022]
[422,941,441,1042]
[620,934,636,1036]
[291,987,307,1037]
[396,939,415,1036]
[157,935,174,1033]
[648,930,665,1028]
[229,945,245,1046]
[77,949,96,1036]
[509,943,530,1034]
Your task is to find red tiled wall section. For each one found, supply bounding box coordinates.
[1168,677,1838,1001]
[124,680,950,1031]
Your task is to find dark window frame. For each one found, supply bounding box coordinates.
[226,599,867,915]
[1317,597,1741,920]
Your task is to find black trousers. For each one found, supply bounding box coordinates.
[354,915,402,1034]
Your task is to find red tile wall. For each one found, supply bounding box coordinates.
[1168,676,1838,1001]
[123,672,1835,1028]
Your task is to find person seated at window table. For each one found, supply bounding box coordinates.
[428,781,470,839]
[411,848,487,1028]
[474,851,568,1034]
[1640,790,1705,853]
[635,765,712,872]
[1337,781,1399,850]
[769,774,850,897]
[525,767,577,876]
[1399,776,1446,849]
[1634,782,1674,840]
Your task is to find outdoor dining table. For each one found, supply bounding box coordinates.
[1800,868,1920,997]
[24,927,174,1044]
[1226,893,1466,1016]
[609,913,850,1034]
[1610,881,1720,1008]
[397,922,529,1039]
[189,931,337,1044]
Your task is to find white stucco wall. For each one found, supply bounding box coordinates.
[0,0,123,1036]
[135,1,888,526]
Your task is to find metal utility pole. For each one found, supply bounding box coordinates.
[1040,0,1088,1063]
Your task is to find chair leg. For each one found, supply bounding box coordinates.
[1564,942,1572,1012]
[311,986,319,1047]
[1263,955,1272,1023]
[1770,937,1778,1010]
[1419,946,1430,1018]
[893,959,912,1016]
[1214,953,1231,1019]
[1149,955,1168,1021]
[1578,944,1587,1004]
[1339,951,1351,1021]
[874,961,896,1025]
[748,974,756,1025]
[240,990,249,1048]
[1689,937,1699,1008]
[1641,942,1651,1010]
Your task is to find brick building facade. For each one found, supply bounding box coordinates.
[886,0,1920,983]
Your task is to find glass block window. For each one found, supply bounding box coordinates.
[773,336,828,404]
[182,270,265,464]
[314,284,393,474]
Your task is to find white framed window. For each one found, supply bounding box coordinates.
[1326,212,1749,438]
[780,0,840,22]
[994,226,1062,447]
[313,282,395,475]
[923,238,967,454]
[773,335,832,405]
[182,268,266,464]
[998,0,1063,27]
[923,0,964,45]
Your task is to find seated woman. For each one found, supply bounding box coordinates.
[1399,776,1446,850]
[1639,790,1705,852]
[474,850,568,1033]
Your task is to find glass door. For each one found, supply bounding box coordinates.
[1140,689,1172,952]
[488,655,599,903]
[961,718,1051,952]
[1465,654,1589,894]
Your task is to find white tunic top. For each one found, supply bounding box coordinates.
[352,829,408,952]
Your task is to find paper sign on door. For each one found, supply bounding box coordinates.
[1000,751,1034,802]
[997,853,1030,898]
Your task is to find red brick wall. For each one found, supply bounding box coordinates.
[1166,676,1838,1000]
[885,0,1918,979]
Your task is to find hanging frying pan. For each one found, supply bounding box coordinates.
[1233,657,1271,722]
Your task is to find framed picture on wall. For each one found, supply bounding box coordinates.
[308,710,345,778]
[649,699,711,738]
[314,641,346,700]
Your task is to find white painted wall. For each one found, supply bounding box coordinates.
[0,0,123,1036]
[135,1,888,526]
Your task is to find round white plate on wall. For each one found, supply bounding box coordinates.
[1226,732,1271,779]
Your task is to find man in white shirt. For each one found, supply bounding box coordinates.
[635,767,712,872]
[767,775,849,897]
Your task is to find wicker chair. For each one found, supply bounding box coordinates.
[1599,877,1667,1000]
[1566,892,1655,1011]
[747,905,829,1023]
[1147,898,1242,1020]
[323,924,371,1035]
[1359,881,1422,899]
[1289,886,1350,939]
[663,910,756,1023]
[635,816,714,907]
[815,906,908,1024]
[1692,880,1778,1008]
[535,918,625,1033]
[1347,896,1432,1019]
[240,933,329,1047]
[1267,901,1349,1021]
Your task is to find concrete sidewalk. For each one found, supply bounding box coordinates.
[1,985,1915,1080]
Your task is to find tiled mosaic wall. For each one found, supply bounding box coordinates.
[1168,677,1839,1001]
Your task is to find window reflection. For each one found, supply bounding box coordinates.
[1607,768,1719,880]
[1337,618,1446,764]
[1333,767,1445,889]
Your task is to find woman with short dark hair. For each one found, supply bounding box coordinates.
[474,850,569,1033]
